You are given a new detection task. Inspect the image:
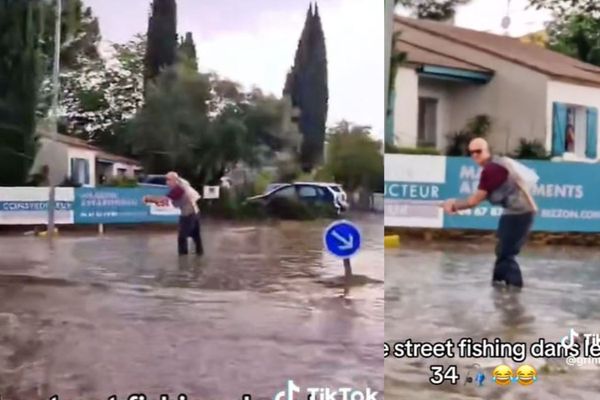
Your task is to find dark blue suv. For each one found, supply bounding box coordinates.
[246,183,342,214]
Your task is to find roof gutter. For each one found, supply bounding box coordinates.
[417,65,493,84]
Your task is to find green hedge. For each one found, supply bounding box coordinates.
[102,176,138,187]
[385,144,440,155]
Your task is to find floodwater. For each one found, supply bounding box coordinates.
[0,215,383,399]
[386,242,600,400]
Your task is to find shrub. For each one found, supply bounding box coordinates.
[296,171,314,182]
[387,146,440,155]
[513,139,550,160]
[445,114,491,156]
[445,131,473,156]
[314,166,335,182]
[254,170,274,195]
[104,176,138,187]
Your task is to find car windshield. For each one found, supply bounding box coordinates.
[265,184,284,193]
[329,186,341,192]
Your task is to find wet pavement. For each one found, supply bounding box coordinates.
[386,242,600,400]
[0,215,383,399]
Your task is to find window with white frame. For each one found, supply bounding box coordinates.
[552,102,598,159]
[418,97,438,147]
[70,158,90,186]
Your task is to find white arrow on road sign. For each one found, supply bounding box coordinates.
[332,229,354,250]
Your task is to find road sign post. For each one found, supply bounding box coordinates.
[324,220,362,279]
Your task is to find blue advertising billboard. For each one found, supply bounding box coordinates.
[384,155,600,232]
[74,187,179,224]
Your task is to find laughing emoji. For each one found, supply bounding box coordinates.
[492,364,513,386]
[516,365,537,386]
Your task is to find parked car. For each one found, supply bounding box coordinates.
[138,174,167,187]
[295,181,349,211]
[246,183,343,215]
[264,183,288,194]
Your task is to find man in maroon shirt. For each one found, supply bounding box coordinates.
[144,172,203,256]
[442,138,536,288]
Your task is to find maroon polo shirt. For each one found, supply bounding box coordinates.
[478,162,509,194]
[167,185,185,201]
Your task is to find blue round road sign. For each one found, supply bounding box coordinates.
[323,220,361,259]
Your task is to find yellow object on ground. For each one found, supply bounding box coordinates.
[384,235,400,248]
[37,228,59,237]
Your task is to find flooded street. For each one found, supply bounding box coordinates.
[386,242,600,400]
[0,215,383,399]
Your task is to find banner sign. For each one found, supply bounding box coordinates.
[385,154,600,232]
[73,187,179,224]
[0,187,74,225]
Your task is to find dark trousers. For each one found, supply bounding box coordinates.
[493,212,534,287]
[178,213,203,255]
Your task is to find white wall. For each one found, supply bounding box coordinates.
[547,80,600,160]
[67,147,96,187]
[447,63,548,154]
[399,24,549,154]
[393,67,419,147]
[30,138,69,185]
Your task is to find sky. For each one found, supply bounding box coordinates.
[398,0,553,37]
[83,0,384,138]
[454,0,552,36]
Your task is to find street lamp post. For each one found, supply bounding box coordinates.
[47,0,61,238]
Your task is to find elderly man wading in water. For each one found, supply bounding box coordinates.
[144,172,204,256]
[441,138,538,289]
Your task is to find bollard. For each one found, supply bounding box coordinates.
[343,258,353,278]
[343,258,353,298]
[98,223,104,235]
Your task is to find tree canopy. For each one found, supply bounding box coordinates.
[284,3,328,172]
[144,0,177,90]
[547,14,600,66]
[0,0,44,185]
[324,121,383,192]
[528,0,600,16]
[398,0,471,21]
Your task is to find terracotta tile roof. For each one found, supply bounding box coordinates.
[55,134,141,166]
[396,16,600,87]
[54,133,97,151]
[397,38,492,73]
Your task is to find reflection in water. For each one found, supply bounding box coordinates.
[386,244,600,400]
[0,216,383,398]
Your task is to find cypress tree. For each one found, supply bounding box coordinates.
[144,0,177,91]
[284,2,328,172]
[178,32,198,72]
[0,0,43,185]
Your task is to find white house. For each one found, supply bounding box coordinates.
[32,134,142,187]
[389,16,600,162]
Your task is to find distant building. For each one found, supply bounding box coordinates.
[31,134,142,187]
[390,17,600,162]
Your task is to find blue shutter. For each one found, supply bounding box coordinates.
[552,102,567,156]
[586,107,598,159]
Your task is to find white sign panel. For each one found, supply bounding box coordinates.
[0,187,75,225]
[384,154,446,228]
[203,186,220,200]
